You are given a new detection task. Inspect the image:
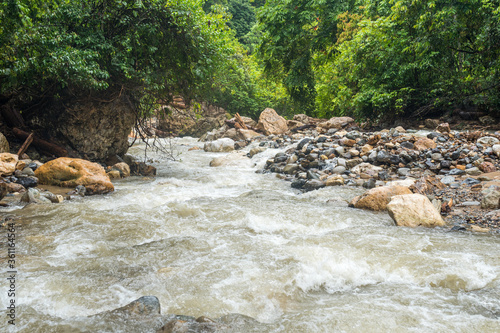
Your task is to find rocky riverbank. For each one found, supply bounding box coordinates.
[201,110,500,234]
[0,149,157,206]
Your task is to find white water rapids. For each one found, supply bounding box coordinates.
[1,137,499,332]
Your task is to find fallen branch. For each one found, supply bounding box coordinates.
[12,128,67,157]
[16,132,34,157]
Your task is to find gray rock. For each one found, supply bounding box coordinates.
[20,188,51,204]
[291,179,307,189]
[431,153,443,161]
[22,167,35,177]
[297,138,312,150]
[376,150,390,163]
[462,178,481,186]
[449,182,460,189]
[97,296,161,319]
[287,154,299,164]
[400,141,414,149]
[449,168,465,175]
[332,166,346,174]
[337,158,346,167]
[397,168,410,176]
[362,178,376,189]
[465,167,482,176]
[303,180,326,191]
[378,170,390,181]
[15,176,38,188]
[458,201,481,206]
[307,170,320,180]
[346,131,362,140]
[451,151,461,160]
[481,188,500,209]
[440,175,455,185]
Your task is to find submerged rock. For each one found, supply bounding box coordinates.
[20,188,52,204]
[130,161,157,177]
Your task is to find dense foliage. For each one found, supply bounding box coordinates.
[1,0,498,123]
[0,0,279,119]
[259,0,500,120]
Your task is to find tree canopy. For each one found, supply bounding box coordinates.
[258,0,500,120]
[1,0,499,123]
[0,0,250,117]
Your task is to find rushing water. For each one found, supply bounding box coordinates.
[1,137,499,332]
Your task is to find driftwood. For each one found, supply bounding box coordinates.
[17,132,34,157]
[12,128,67,157]
[224,119,259,132]
[234,113,248,130]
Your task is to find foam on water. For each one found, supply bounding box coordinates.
[1,137,499,332]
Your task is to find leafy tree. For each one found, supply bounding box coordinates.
[0,0,236,120]
[316,0,500,120]
[227,0,256,42]
[257,0,356,115]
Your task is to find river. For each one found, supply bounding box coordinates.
[1,137,499,332]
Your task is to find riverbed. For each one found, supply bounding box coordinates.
[1,137,499,332]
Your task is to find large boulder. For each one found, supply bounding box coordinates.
[34,157,114,194]
[27,93,136,162]
[204,138,235,152]
[158,99,227,137]
[350,185,412,211]
[256,108,288,135]
[317,117,354,130]
[0,132,9,153]
[0,153,18,176]
[387,194,445,228]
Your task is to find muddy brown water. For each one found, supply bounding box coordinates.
[1,138,499,332]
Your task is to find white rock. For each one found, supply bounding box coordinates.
[387,194,445,228]
[492,144,500,158]
[386,177,416,188]
[477,136,500,145]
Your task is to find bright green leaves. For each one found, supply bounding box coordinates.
[0,0,240,116]
[314,0,500,120]
[257,0,356,115]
